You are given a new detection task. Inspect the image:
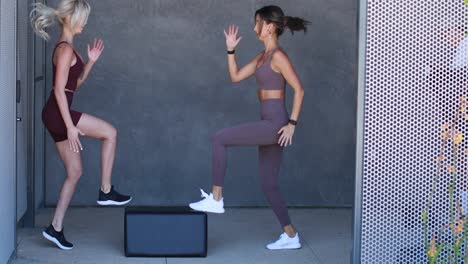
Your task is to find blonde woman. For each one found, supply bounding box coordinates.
[31,0,131,250]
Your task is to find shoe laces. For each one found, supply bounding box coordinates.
[200,189,210,199]
[278,233,289,241]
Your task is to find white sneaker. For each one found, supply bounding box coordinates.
[461,190,468,216]
[189,189,225,214]
[266,232,302,250]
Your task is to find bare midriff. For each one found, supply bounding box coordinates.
[53,87,75,93]
[257,89,284,100]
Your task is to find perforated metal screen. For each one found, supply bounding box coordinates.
[358,0,468,262]
[0,0,17,262]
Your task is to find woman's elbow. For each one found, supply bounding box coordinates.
[53,88,65,98]
[295,88,304,97]
[229,75,241,83]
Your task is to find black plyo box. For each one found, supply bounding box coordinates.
[125,206,207,257]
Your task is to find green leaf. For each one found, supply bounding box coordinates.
[431,243,445,262]
[455,238,465,258]
[456,250,465,258]
[455,237,464,251]
[464,0,468,6]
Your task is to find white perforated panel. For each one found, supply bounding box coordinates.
[0,0,17,263]
[360,0,468,262]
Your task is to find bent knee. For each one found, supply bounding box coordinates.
[105,125,117,141]
[67,166,83,182]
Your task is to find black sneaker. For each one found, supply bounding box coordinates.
[97,185,132,206]
[42,224,73,250]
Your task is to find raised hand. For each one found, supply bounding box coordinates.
[87,38,104,63]
[223,24,242,51]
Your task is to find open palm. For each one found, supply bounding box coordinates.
[87,38,104,63]
[223,25,242,51]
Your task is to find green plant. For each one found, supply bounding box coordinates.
[423,96,468,263]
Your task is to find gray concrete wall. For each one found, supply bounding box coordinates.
[44,0,357,207]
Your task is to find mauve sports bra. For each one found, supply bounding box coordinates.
[254,47,286,90]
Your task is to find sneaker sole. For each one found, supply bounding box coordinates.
[42,231,73,250]
[97,197,132,206]
[266,243,302,250]
[189,204,225,214]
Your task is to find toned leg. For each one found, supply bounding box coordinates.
[259,144,295,237]
[211,120,279,200]
[51,140,83,231]
[76,113,117,193]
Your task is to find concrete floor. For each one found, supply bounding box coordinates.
[12,207,352,264]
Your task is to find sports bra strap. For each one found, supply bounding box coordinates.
[265,47,280,61]
[52,41,77,63]
[53,41,73,51]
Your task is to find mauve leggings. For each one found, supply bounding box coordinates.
[211,99,291,227]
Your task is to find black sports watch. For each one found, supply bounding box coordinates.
[288,119,297,126]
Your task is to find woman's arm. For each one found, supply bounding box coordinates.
[54,44,85,152]
[54,45,77,129]
[76,60,95,89]
[225,25,262,83]
[76,39,104,89]
[227,51,263,83]
[272,50,305,146]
